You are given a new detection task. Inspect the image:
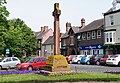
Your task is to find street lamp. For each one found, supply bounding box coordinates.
[38,39,41,56]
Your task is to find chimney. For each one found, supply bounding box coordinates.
[81,18,85,29]
[44,26,48,31]
[66,22,71,32]
[41,26,44,32]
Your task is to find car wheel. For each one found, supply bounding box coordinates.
[69,61,72,64]
[0,66,2,70]
[86,61,90,65]
[28,66,33,70]
[118,62,120,67]
[77,61,81,64]
[96,61,100,65]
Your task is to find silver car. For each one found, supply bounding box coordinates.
[0,57,21,70]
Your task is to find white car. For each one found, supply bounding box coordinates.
[106,54,120,66]
[0,57,21,70]
[72,55,85,64]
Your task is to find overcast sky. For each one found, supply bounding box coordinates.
[6,0,113,32]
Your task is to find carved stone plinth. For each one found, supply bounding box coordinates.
[45,55,70,72]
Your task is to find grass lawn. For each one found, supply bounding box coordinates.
[0,72,120,83]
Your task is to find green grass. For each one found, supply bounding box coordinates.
[0,72,120,83]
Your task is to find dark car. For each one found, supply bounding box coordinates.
[89,54,104,65]
[17,56,46,70]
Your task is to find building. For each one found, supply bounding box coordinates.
[42,36,54,57]
[35,26,53,56]
[61,22,79,56]
[42,33,64,57]
[104,0,120,54]
[76,18,104,55]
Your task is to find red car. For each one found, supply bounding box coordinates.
[67,55,76,64]
[17,57,46,70]
[100,54,114,65]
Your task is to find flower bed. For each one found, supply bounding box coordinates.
[0,70,39,75]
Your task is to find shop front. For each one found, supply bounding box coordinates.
[104,44,120,55]
[80,44,104,55]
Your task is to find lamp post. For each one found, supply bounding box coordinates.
[38,39,42,56]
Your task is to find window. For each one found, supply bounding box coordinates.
[12,58,18,61]
[110,33,112,42]
[70,36,74,45]
[110,16,114,25]
[51,45,53,50]
[82,33,86,40]
[87,32,90,40]
[106,33,109,42]
[63,39,66,46]
[92,31,96,39]
[36,58,41,62]
[97,30,101,38]
[105,31,116,44]
[6,58,11,62]
[41,58,46,61]
[77,34,82,40]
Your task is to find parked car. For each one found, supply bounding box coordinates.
[17,56,47,70]
[89,54,104,65]
[0,57,21,70]
[72,55,85,64]
[100,54,113,65]
[80,55,93,65]
[67,55,76,64]
[106,54,120,66]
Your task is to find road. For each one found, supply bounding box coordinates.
[70,64,120,73]
[0,64,120,73]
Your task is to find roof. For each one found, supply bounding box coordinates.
[104,8,120,15]
[61,26,80,38]
[43,36,54,45]
[61,32,69,38]
[35,29,51,39]
[78,18,104,33]
[105,8,113,14]
[71,26,80,33]
[116,0,120,3]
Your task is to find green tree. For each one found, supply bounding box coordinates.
[0,0,9,27]
[7,18,38,57]
[0,0,9,54]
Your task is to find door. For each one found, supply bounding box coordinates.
[2,57,12,68]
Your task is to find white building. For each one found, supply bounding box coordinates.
[104,0,120,54]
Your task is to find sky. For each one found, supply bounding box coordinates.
[6,0,113,33]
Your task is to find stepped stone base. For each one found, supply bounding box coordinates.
[44,55,70,72]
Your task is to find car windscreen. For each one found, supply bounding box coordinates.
[0,58,3,62]
[110,55,118,58]
[26,58,34,63]
[71,55,76,58]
